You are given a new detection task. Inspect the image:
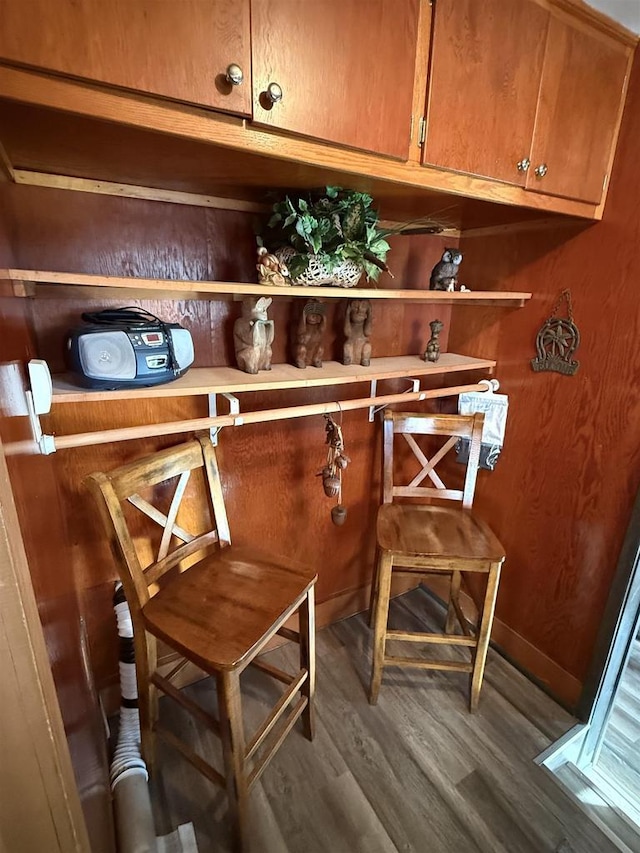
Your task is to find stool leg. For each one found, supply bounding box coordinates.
[368,545,381,629]
[136,629,156,774]
[470,561,502,713]
[217,670,248,853]
[299,586,316,741]
[446,570,462,634]
[369,550,393,705]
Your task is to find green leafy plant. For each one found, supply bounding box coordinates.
[264,186,392,282]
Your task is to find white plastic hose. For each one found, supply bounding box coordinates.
[112,584,158,853]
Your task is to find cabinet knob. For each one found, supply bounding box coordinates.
[516,157,530,172]
[225,64,244,86]
[534,163,548,178]
[265,82,283,104]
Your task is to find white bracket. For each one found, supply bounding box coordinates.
[368,377,421,422]
[26,359,56,454]
[208,392,240,445]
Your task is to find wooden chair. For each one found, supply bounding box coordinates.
[369,411,505,711]
[86,433,316,852]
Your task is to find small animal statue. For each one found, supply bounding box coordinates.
[343,298,373,367]
[429,248,463,291]
[424,318,444,362]
[292,299,327,368]
[233,296,275,374]
[256,245,290,286]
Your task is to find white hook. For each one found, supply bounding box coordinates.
[479,378,500,393]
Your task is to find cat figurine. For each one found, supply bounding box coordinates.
[429,248,463,291]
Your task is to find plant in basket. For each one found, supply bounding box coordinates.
[263,186,393,287]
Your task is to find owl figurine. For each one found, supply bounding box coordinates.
[429,248,463,291]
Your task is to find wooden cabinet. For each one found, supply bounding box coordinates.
[0,0,252,116]
[526,16,630,204]
[423,0,631,204]
[424,0,549,186]
[250,0,421,159]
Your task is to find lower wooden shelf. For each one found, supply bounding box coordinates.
[50,353,496,404]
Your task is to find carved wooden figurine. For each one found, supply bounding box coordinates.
[343,298,373,367]
[292,300,327,368]
[429,248,463,291]
[424,318,444,362]
[256,245,290,286]
[233,296,275,374]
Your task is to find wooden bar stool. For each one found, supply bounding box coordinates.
[87,433,316,852]
[369,411,505,711]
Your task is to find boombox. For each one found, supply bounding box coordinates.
[65,308,194,389]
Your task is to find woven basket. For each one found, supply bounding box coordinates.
[276,246,363,288]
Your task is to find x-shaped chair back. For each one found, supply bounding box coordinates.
[89,434,230,621]
[382,411,485,509]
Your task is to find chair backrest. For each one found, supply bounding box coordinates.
[382,411,485,509]
[86,433,231,619]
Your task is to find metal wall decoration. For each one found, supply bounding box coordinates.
[531,289,580,376]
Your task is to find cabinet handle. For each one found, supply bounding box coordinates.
[516,158,530,172]
[225,64,244,86]
[265,82,283,104]
[534,163,548,178]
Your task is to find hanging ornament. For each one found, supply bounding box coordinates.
[531,289,580,376]
[317,413,350,525]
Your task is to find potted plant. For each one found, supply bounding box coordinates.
[262,186,392,287]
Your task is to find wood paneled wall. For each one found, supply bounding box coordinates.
[452,54,640,708]
[4,181,456,693]
[0,183,114,852]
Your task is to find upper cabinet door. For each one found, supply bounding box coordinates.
[526,16,630,204]
[423,0,548,185]
[250,0,420,160]
[0,0,252,116]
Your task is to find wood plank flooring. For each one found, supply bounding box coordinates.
[150,588,617,852]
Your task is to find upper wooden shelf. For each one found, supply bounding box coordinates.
[50,353,496,404]
[1,269,532,306]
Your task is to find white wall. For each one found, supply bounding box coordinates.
[586,0,640,34]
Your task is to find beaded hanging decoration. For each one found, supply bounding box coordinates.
[318,413,350,525]
[531,289,580,376]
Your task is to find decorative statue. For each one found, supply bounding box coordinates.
[256,245,290,286]
[343,298,373,367]
[424,318,444,362]
[429,248,463,291]
[318,414,350,526]
[233,296,274,374]
[292,299,327,368]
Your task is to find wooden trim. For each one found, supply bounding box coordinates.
[0,64,602,222]
[1,268,533,305]
[545,0,639,46]
[50,355,497,404]
[0,139,14,181]
[0,438,90,852]
[595,49,636,218]
[13,169,270,213]
[408,0,433,163]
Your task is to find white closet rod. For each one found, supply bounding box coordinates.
[5,381,491,455]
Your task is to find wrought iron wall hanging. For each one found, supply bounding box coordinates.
[531,288,580,376]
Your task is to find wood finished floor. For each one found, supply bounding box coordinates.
[150,588,617,852]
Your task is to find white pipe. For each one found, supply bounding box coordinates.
[111,584,158,853]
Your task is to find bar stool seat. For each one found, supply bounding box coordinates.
[377,504,504,562]
[143,545,316,671]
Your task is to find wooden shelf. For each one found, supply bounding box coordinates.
[51,353,496,404]
[1,269,532,306]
